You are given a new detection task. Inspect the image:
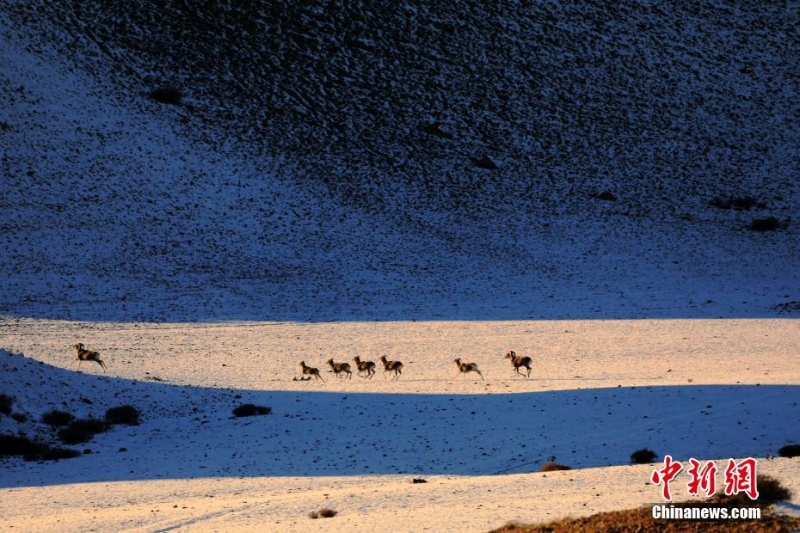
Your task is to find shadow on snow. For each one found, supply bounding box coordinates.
[1,351,797,488]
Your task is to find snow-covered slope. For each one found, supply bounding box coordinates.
[1,319,799,532]
[4,318,799,484]
[1,1,798,322]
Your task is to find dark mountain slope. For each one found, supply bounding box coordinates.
[1,1,797,320]
[10,1,796,215]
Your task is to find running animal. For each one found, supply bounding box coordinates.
[326,358,353,380]
[299,361,324,382]
[353,356,376,379]
[379,355,403,380]
[72,343,107,372]
[505,350,532,378]
[454,358,484,380]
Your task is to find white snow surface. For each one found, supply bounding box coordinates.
[2,319,800,532]
[1,5,800,533]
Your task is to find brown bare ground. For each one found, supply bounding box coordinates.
[490,507,800,533]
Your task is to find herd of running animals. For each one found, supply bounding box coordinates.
[71,343,534,380]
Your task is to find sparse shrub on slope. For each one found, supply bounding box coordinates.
[57,417,108,444]
[694,474,793,509]
[57,426,95,445]
[35,445,82,461]
[471,155,498,170]
[0,393,13,415]
[7,404,144,461]
[630,448,657,464]
[41,409,75,427]
[0,434,38,457]
[594,190,617,202]
[710,195,765,211]
[0,434,80,461]
[750,475,792,505]
[69,417,109,434]
[232,403,272,417]
[105,405,141,425]
[148,86,182,105]
[0,394,25,422]
[778,444,800,458]
[750,216,789,232]
[539,461,571,472]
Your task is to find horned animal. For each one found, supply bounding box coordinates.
[299,361,324,382]
[505,350,532,378]
[72,343,107,372]
[379,355,403,380]
[454,358,484,380]
[326,358,353,379]
[353,356,376,379]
